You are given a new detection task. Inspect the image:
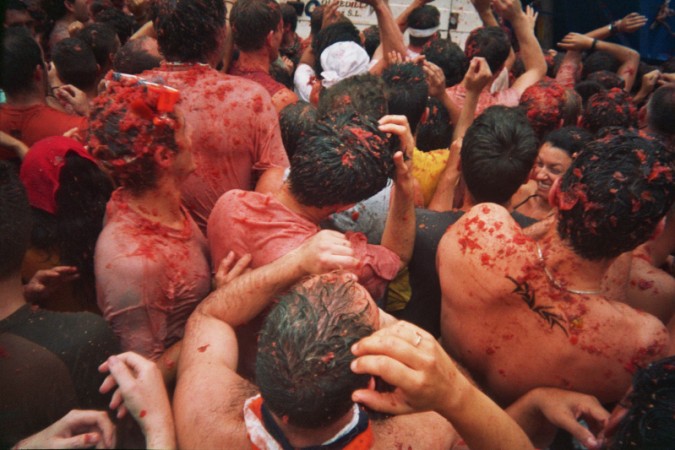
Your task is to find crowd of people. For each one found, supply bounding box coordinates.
[1,0,674,448]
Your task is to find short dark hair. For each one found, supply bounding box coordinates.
[582,51,620,79]
[52,37,99,91]
[230,0,281,52]
[464,26,510,74]
[608,355,675,450]
[408,5,440,47]
[574,79,605,107]
[542,126,592,158]
[557,132,675,260]
[77,23,120,73]
[520,79,567,142]
[94,8,135,45]
[256,274,374,429]
[289,110,395,208]
[113,36,162,74]
[279,101,317,159]
[0,161,32,278]
[280,2,297,32]
[313,21,361,76]
[362,25,380,59]
[422,39,468,87]
[0,27,43,96]
[309,5,324,36]
[154,0,225,63]
[317,73,387,121]
[461,106,538,204]
[581,88,637,133]
[88,76,181,194]
[42,0,69,21]
[416,97,453,151]
[382,62,428,134]
[647,86,675,138]
[586,70,625,90]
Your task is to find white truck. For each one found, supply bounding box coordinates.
[293,0,484,49]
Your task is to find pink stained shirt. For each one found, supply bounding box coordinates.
[207,189,401,300]
[141,64,289,233]
[445,83,520,117]
[95,189,212,360]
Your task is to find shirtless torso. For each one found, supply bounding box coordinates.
[438,203,670,406]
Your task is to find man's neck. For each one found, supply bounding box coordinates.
[126,177,185,229]
[539,227,613,294]
[275,183,337,224]
[236,49,272,73]
[271,406,355,448]
[0,274,28,321]
[6,89,46,108]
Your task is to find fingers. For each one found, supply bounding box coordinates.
[215,252,252,286]
[58,432,103,449]
[352,321,435,367]
[61,410,116,448]
[98,373,118,395]
[351,387,410,415]
[554,413,602,449]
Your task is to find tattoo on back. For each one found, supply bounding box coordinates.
[506,276,568,336]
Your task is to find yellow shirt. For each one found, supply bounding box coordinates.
[412,147,450,207]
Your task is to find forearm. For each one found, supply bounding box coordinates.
[129,20,155,41]
[475,4,499,27]
[442,384,535,450]
[157,340,182,387]
[381,182,416,265]
[427,161,460,212]
[438,90,461,129]
[453,89,479,141]
[511,15,546,79]
[374,0,408,59]
[395,0,421,32]
[505,390,552,448]
[595,40,640,92]
[555,50,582,88]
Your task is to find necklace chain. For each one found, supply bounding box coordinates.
[536,243,603,295]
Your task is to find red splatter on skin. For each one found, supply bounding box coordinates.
[480,253,494,267]
[637,279,654,290]
[252,96,263,113]
[140,410,147,418]
[569,335,578,345]
[321,352,335,363]
[458,236,482,254]
[198,344,210,352]
[351,211,360,221]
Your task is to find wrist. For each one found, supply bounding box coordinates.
[589,38,598,52]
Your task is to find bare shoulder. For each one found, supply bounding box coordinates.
[371,412,458,449]
[272,88,299,113]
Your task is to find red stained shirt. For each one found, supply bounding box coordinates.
[207,189,401,300]
[95,189,212,360]
[0,103,86,160]
[141,64,289,232]
[445,84,520,117]
[229,60,288,98]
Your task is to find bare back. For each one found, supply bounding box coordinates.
[438,203,670,406]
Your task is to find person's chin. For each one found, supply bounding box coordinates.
[536,185,550,198]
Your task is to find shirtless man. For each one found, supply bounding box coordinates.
[174,240,533,449]
[438,131,674,406]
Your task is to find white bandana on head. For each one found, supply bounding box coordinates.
[320,42,370,89]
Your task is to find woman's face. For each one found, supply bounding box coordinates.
[533,142,573,198]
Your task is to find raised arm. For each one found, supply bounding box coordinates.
[369,0,409,62]
[379,115,417,265]
[493,0,546,96]
[558,32,640,92]
[585,12,647,41]
[471,0,499,27]
[396,0,431,32]
[351,321,535,450]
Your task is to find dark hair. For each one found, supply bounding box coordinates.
[608,356,675,450]
[461,106,538,204]
[586,70,625,90]
[317,73,387,121]
[582,51,620,79]
[0,27,43,95]
[112,36,162,74]
[464,26,510,74]
[560,88,582,128]
[269,59,293,88]
[230,0,281,52]
[382,62,428,134]
[408,5,440,48]
[581,88,637,134]
[520,79,567,142]
[362,25,380,59]
[557,132,675,260]
[77,23,120,74]
[662,56,675,74]
[88,76,181,194]
[42,0,69,21]
[416,97,453,151]
[280,2,297,32]
[0,162,32,278]
[542,126,592,158]
[154,0,225,63]
[289,110,395,208]
[52,37,99,91]
[313,21,361,76]
[309,5,324,36]
[94,8,135,45]
[422,39,468,87]
[647,86,675,138]
[545,50,566,78]
[574,79,605,107]
[256,274,374,429]
[7,0,29,12]
[279,101,317,159]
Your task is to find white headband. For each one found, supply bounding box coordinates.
[320,42,370,89]
[408,25,440,38]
